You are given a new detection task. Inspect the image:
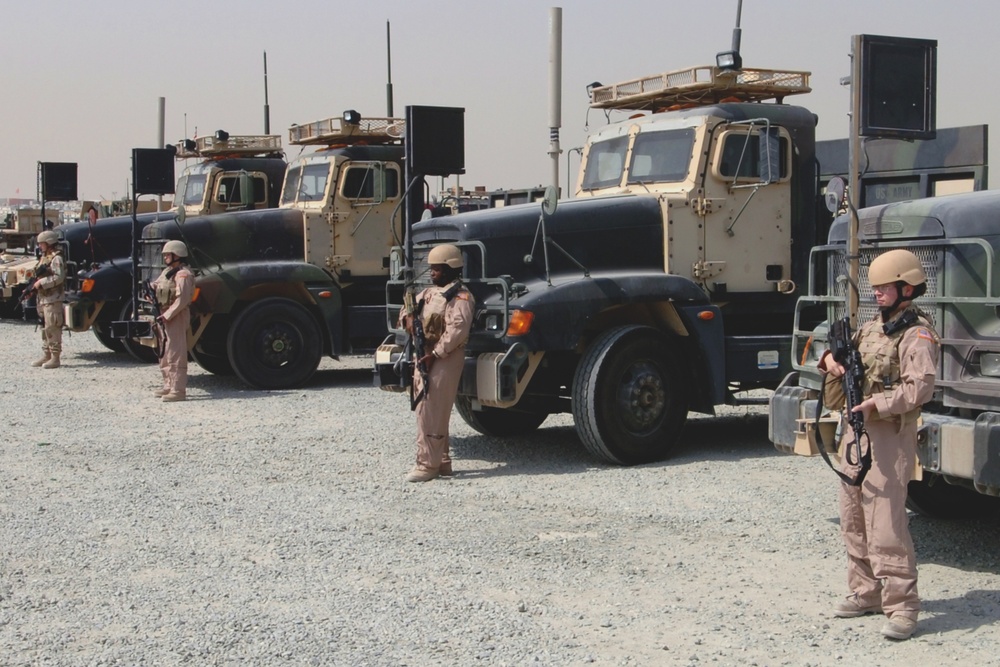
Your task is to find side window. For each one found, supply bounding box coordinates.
[717,130,790,181]
[342,163,400,201]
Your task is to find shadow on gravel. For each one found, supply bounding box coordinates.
[919,589,1000,635]
[913,514,1000,574]
[68,350,144,368]
[452,413,777,478]
[303,367,376,389]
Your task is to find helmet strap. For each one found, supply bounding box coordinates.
[880,281,911,321]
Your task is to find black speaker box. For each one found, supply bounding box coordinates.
[859,35,937,140]
[132,148,175,195]
[40,162,78,201]
[406,106,465,177]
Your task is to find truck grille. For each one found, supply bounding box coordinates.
[828,245,941,326]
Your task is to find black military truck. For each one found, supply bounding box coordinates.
[375,63,986,466]
[137,115,408,388]
[769,189,1000,518]
[63,135,286,361]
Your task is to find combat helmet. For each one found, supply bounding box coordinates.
[868,249,926,287]
[162,240,189,258]
[427,244,463,268]
[37,230,59,246]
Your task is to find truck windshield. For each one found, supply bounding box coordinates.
[281,162,331,204]
[181,173,208,206]
[581,136,629,190]
[627,128,695,184]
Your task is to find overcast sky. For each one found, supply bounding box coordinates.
[2,0,995,201]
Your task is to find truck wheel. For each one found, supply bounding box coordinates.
[455,395,548,436]
[190,346,234,376]
[906,476,1000,519]
[118,300,158,364]
[227,298,322,389]
[572,325,689,465]
[93,306,126,353]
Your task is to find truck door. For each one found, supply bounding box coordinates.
[332,161,402,279]
[699,123,793,293]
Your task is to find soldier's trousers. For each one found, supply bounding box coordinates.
[158,313,189,395]
[413,349,464,470]
[838,417,919,618]
[39,302,63,354]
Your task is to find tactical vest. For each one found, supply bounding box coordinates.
[36,251,64,298]
[421,280,464,345]
[155,267,182,308]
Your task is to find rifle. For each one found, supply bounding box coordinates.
[141,278,166,359]
[17,263,52,314]
[819,317,872,486]
[402,290,429,410]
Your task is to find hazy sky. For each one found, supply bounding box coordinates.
[2,0,996,201]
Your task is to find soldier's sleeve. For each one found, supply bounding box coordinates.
[822,370,846,410]
[872,326,939,417]
[433,290,475,359]
[38,255,66,289]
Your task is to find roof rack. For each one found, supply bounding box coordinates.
[174,135,282,159]
[288,116,405,147]
[589,65,811,111]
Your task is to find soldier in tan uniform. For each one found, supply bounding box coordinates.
[818,249,939,641]
[152,240,195,402]
[30,230,66,369]
[399,244,475,482]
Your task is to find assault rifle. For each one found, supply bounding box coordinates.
[821,317,872,486]
[140,278,166,359]
[17,263,52,314]
[402,290,429,410]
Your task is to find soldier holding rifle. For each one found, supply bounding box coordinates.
[817,249,940,641]
[398,244,474,482]
[29,230,66,369]
[152,240,194,402]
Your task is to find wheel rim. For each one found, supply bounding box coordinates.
[255,323,300,368]
[615,360,665,434]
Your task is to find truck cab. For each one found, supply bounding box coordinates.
[376,64,817,465]
[137,114,406,388]
[62,134,286,360]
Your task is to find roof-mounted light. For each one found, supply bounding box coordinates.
[716,50,743,72]
[343,109,362,125]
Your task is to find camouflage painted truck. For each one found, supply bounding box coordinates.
[374,63,985,466]
[135,114,408,388]
[62,134,286,360]
[769,189,1000,517]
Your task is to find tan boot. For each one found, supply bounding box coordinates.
[42,353,61,369]
[881,614,917,640]
[162,392,186,402]
[406,466,439,482]
[31,351,51,367]
[153,388,169,397]
[439,460,454,476]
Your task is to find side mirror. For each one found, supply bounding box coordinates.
[541,184,558,221]
[757,127,781,185]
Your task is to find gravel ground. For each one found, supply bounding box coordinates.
[1,319,999,667]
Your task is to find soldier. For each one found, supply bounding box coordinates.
[152,240,195,402]
[30,230,66,369]
[400,244,475,482]
[818,249,940,641]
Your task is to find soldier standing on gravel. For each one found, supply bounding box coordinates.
[817,248,940,641]
[30,230,66,369]
[152,240,195,402]
[399,244,475,482]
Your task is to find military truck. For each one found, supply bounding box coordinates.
[768,189,1000,517]
[61,134,286,360]
[374,63,984,466]
[135,114,408,388]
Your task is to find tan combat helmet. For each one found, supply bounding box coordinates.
[868,249,926,287]
[162,240,189,258]
[427,244,463,268]
[37,230,59,246]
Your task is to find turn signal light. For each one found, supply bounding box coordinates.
[507,310,535,336]
[697,310,715,321]
[191,287,201,303]
[81,278,95,293]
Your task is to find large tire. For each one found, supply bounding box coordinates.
[572,325,689,465]
[93,305,126,353]
[190,345,234,376]
[906,475,1000,519]
[118,300,158,364]
[455,395,548,436]
[227,298,322,389]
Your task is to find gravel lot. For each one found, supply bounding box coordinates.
[2,319,999,666]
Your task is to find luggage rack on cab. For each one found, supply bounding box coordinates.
[174,134,283,159]
[589,65,811,112]
[287,113,406,147]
